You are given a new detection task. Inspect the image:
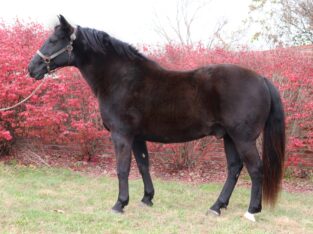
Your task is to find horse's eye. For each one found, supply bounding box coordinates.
[49,37,58,44]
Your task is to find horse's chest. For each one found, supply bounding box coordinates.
[99,101,141,131]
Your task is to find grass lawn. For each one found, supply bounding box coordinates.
[0,164,312,234]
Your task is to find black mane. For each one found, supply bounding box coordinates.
[78,26,147,61]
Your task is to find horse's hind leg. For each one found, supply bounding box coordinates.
[132,140,155,206]
[209,135,243,216]
[234,140,263,221]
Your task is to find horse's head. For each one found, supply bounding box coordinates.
[28,15,76,80]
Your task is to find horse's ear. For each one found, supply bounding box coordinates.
[58,15,74,34]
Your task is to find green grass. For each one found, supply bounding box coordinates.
[0,164,312,234]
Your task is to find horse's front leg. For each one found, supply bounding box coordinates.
[111,133,133,213]
[132,139,155,206]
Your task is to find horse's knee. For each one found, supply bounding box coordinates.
[112,133,132,153]
[138,164,149,175]
[117,169,130,180]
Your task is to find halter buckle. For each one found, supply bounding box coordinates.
[44,58,51,64]
[66,44,73,52]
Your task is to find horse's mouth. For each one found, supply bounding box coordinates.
[29,71,45,80]
[35,74,45,80]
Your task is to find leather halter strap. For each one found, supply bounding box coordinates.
[36,27,77,73]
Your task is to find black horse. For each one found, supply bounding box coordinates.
[28,15,285,221]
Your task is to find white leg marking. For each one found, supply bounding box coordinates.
[208,209,220,216]
[142,153,146,158]
[244,211,256,222]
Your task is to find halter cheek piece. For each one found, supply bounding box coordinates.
[36,27,77,73]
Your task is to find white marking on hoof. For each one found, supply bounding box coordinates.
[111,209,124,214]
[207,209,220,216]
[244,211,256,222]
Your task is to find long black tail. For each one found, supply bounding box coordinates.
[262,78,286,206]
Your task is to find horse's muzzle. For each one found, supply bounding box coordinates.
[28,59,46,80]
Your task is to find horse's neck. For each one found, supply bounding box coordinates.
[79,69,100,95]
[77,54,130,97]
[75,41,163,98]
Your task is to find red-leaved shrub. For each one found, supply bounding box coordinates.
[0,21,312,168]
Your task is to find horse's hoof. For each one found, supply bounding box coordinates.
[111,208,124,215]
[139,201,153,208]
[244,211,256,222]
[112,203,124,214]
[141,200,153,207]
[111,208,124,214]
[141,198,153,207]
[206,208,220,216]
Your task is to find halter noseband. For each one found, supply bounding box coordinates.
[37,27,77,73]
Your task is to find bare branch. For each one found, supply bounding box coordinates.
[248,0,313,46]
[153,0,213,46]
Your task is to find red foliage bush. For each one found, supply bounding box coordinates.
[0,22,312,167]
[0,21,108,158]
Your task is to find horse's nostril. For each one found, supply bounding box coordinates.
[28,63,33,72]
[28,64,35,78]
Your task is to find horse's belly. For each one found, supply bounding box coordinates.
[138,122,224,143]
[140,132,206,143]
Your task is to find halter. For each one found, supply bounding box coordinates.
[36,27,77,73]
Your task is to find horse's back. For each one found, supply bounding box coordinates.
[137,64,270,142]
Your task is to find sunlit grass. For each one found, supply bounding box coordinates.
[0,164,312,233]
